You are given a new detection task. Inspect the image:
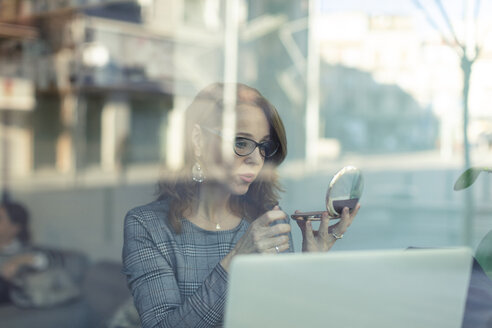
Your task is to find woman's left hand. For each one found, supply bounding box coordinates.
[295,204,360,252]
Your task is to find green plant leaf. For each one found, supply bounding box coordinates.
[454,167,492,190]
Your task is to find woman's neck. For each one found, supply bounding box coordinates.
[189,183,240,230]
[197,182,231,219]
[0,237,19,253]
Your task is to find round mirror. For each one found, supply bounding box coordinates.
[291,166,364,220]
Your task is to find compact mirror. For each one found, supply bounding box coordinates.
[291,166,364,220]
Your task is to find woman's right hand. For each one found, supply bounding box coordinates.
[0,254,35,281]
[220,205,291,271]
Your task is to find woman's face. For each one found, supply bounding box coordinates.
[0,207,19,243]
[202,103,271,195]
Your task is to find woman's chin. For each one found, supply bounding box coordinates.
[229,182,251,196]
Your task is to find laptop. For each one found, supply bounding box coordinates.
[224,247,473,328]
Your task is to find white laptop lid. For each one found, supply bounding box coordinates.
[224,248,473,328]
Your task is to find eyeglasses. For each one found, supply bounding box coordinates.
[201,126,279,158]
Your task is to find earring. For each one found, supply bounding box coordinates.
[192,161,205,183]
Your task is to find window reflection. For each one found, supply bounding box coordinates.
[0,0,491,264]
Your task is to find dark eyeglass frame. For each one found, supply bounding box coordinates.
[201,126,279,158]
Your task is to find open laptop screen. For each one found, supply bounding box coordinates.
[225,248,472,328]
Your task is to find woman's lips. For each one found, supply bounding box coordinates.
[239,174,255,183]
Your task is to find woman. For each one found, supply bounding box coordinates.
[0,201,50,303]
[0,201,85,307]
[122,83,359,327]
